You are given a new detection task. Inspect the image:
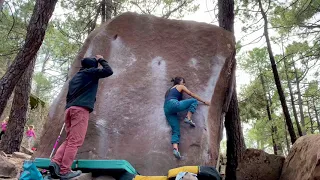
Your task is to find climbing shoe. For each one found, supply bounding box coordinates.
[49,162,60,179]
[184,118,196,127]
[60,170,82,180]
[173,149,182,159]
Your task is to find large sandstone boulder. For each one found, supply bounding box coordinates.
[237,149,285,180]
[36,12,235,175]
[280,135,320,180]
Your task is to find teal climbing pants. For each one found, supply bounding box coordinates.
[164,98,198,144]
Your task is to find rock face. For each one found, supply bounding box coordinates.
[12,152,31,160]
[237,149,285,180]
[0,155,19,178]
[20,146,34,156]
[280,135,320,180]
[36,12,235,175]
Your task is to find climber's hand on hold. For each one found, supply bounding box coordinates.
[95,55,104,60]
[204,101,211,106]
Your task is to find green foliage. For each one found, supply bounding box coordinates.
[0,1,34,76]
[271,0,320,32]
[236,0,320,154]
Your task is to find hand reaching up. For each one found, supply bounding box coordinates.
[95,55,103,60]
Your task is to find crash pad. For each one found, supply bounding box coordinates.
[33,158,137,175]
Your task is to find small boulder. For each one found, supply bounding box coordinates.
[0,155,19,178]
[20,146,34,156]
[236,148,285,180]
[0,150,7,157]
[12,152,31,160]
[280,135,320,180]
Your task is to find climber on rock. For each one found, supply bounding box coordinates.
[49,55,113,180]
[164,77,210,159]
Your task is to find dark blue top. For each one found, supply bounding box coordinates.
[65,59,113,113]
[165,87,182,102]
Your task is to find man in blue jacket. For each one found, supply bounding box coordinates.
[49,55,113,180]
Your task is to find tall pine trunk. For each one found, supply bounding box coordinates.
[283,58,303,136]
[258,0,296,144]
[218,0,246,179]
[225,88,245,180]
[35,52,50,96]
[259,69,277,154]
[293,62,306,135]
[284,119,290,155]
[106,0,112,20]
[0,0,4,10]
[307,99,314,134]
[312,98,320,132]
[267,90,283,154]
[101,0,106,23]
[101,0,112,23]
[0,58,36,153]
[0,0,58,118]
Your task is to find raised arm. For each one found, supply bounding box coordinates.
[180,85,210,105]
[94,55,113,78]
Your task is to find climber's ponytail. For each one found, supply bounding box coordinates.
[165,77,185,98]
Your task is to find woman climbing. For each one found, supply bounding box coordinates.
[164,77,210,159]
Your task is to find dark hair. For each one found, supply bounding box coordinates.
[171,77,185,85]
[165,77,185,98]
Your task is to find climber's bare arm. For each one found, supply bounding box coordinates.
[177,85,210,105]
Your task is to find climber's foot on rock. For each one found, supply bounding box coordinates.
[173,149,182,159]
[184,118,196,127]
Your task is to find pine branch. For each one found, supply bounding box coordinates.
[162,0,188,19]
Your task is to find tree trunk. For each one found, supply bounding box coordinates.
[225,88,246,180]
[0,0,4,10]
[0,0,58,118]
[35,52,50,96]
[113,0,118,16]
[312,98,320,132]
[0,58,36,154]
[259,70,277,154]
[283,58,303,136]
[101,0,106,23]
[6,59,11,70]
[284,119,290,154]
[218,0,234,32]
[106,0,112,20]
[258,0,297,144]
[293,62,306,135]
[307,99,314,134]
[101,0,112,24]
[266,89,283,154]
[218,1,246,179]
[90,4,102,33]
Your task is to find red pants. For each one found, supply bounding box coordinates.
[52,106,89,174]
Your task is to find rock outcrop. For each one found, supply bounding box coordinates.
[0,155,19,178]
[36,12,235,175]
[237,149,285,180]
[280,135,320,180]
[12,152,31,160]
